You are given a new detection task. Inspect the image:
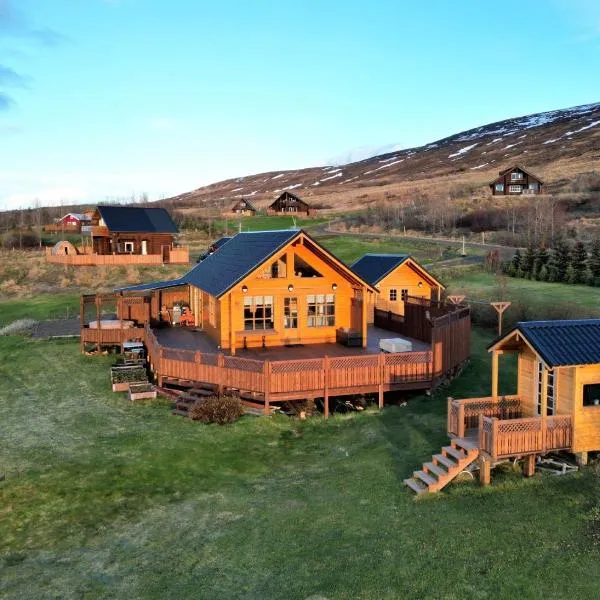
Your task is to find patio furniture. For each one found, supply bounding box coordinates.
[336,328,362,347]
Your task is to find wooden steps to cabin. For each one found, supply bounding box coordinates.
[404,438,479,495]
[170,385,216,417]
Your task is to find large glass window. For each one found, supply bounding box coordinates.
[307,294,335,327]
[583,383,600,407]
[243,296,274,330]
[509,185,522,193]
[284,297,298,328]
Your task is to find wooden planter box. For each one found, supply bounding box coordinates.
[110,365,148,392]
[128,384,157,401]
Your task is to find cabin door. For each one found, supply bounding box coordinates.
[161,245,170,263]
[283,297,299,342]
[141,240,148,255]
[535,360,555,416]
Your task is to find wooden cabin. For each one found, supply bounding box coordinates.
[489,165,543,196]
[118,229,376,353]
[46,205,189,265]
[229,198,257,216]
[405,319,600,495]
[268,192,311,216]
[351,254,444,322]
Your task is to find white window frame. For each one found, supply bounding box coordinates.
[389,289,397,301]
[535,361,555,416]
[509,185,522,193]
[495,183,504,192]
[124,241,134,253]
[511,172,523,180]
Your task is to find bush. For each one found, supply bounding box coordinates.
[2,230,41,249]
[188,395,243,424]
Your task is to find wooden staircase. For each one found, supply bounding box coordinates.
[171,386,215,417]
[404,438,479,495]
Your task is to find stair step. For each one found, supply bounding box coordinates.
[424,462,447,478]
[443,446,466,461]
[171,409,190,417]
[414,470,437,487]
[433,454,456,469]
[404,478,428,495]
[452,438,478,452]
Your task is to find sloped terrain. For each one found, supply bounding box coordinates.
[166,102,600,214]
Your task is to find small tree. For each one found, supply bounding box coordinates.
[551,238,571,283]
[521,244,536,279]
[512,249,522,272]
[571,241,588,284]
[589,239,600,279]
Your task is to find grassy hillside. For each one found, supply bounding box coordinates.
[1,312,600,598]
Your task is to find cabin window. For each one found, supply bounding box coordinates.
[307,294,335,327]
[509,185,522,193]
[529,183,539,190]
[495,183,504,192]
[510,172,523,180]
[583,383,600,407]
[389,289,397,301]
[294,255,322,278]
[243,296,274,330]
[124,241,134,253]
[536,361,555,416]
[401,289,409,301]
[284,297,298,328]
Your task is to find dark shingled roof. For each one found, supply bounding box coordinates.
[97,205,178,234]
[116,278,186,293]
[183,229,300,297]
[211,237,232,251]
[350,254,409,286]
[495,320,600,367]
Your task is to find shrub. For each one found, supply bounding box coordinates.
[188,395,243,424]
[2,230,40,249]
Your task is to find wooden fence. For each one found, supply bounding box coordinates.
[144,326,433,412]
[480,414,573,459]
[447,395,522,438]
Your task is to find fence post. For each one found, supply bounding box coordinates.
[457,402,465,439]
[264,360,271,416]
[478,414,484,452]
[492,418,498,462]
[323,356,329,419]
[217,354,225,395]
[378,353,384,410]
[447,397,453,434]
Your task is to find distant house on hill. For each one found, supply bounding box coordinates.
[46,205,189,265]
[44,212,91,233]
[230,198,257,216]
[490,165,543,196]
[268,191,311,216]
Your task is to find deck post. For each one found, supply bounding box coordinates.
[80,295,85,353]
[95,295,101,352]
[478,453,491,486]
[457,402,465,438]
[323,356,329,419]
[492,418,498,462]
[491,350,499,398]
[378,352,384,409]
[264,360,271,416]
[523,454,536,477]
[361,285,368,349]
[478,414,484,451]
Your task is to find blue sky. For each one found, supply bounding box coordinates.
[1,0,599,210]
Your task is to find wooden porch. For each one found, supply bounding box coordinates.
[46,245,189,265]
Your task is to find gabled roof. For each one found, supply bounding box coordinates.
[351,254,409,286]
[269,191,308,207]
[489,319,600,367]
[97,205,178,234]
[490,164,544,185]
[61,212,89,221]
[118,229,376,298]
[350,253,444,289]
[232,198,257,211]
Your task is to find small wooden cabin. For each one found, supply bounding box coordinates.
[489,165,543,196]
[119,229,376,353]
[230,198,257,216]
[268,192,311,216]
[46,205,189,265]
[351,254,444,321]
[44,212,91,233]
[406,319,600,495]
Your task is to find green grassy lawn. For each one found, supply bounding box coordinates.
[318,234,485,266]
[0,293,80,326]
[2,324,599,598]
[213,214,328,232]
[443,269,600,327]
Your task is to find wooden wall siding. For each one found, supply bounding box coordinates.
[431,308,471,376]
[159,288,190,310]
[491,169,543,196]
[47,252,164,266]
[517,348,537,416]
[144,326,434,403]
[572,364,600,453]
[81,326,145,346]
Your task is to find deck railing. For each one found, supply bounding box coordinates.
[447,395,522,437]
[480,414,573,460]
[144,325,433,406]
